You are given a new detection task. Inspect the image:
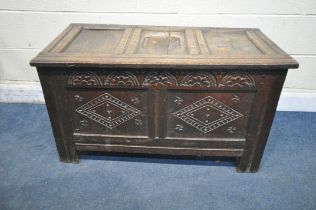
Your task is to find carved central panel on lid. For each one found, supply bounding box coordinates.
[138,31,186,54]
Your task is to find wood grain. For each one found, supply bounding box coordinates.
[30,24,299,69]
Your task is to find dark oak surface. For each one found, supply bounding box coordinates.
[31,24,298,172]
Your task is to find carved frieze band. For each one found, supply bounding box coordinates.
[68,72,102,86]
[105,71,140,87]
[68,71,255,88]
[143,72,178,87]
[218,72,255,88]
[181,72,216,87]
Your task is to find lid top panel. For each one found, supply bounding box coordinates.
[30,24,299,69]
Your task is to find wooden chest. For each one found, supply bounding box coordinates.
[30,24,298,172]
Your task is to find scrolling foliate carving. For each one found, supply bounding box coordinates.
[218,72,255,88]
[143,72,178,87]
[68,72,102,86]
[181,72,216,87]
[105,71,139,87]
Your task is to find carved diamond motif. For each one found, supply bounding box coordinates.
[173,96,243,133]
[76,93,142,129]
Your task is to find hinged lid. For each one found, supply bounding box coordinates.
[30,24,299,70]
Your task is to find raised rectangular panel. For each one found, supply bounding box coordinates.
[203,30,263,56]
[162,90,255,139]
[62,28,125,54]
[68,88,154,139]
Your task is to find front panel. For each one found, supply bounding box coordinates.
[68,88,155,143]
[64,69,261,155]
[161,90,255,139]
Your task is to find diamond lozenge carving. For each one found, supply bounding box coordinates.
[173,96,243,133]
[76,93,142,129]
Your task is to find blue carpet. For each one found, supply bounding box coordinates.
[0,103,315,210]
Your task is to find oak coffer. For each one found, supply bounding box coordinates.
[30,24,299,172]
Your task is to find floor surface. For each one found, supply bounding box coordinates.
[0,104,315,210]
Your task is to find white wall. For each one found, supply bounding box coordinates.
[0,0,316,110]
